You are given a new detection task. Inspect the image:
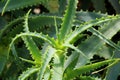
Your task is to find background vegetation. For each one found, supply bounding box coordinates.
[0,0,120,80]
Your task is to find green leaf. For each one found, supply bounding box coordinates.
[64,44,88,59]
[105,52,120,80]
[22,36,42,64]
[75,18,120,68]
[108,0,120,14]
[76,11,107,22]
[0,45,9,75]
[22,10,42,65]
[58,0,78,42]
[0,11,107,41]
[58,0,67,14]
[88,28,120,51]
[66,15,120,43]
[80,76,97,80]
[43,67,51,80]
[0,15,62,40]
[64,59,119,80]
[1,0,10,15]
[0,16,7,30]
[10,32,56,48]
[47,0,59,13]
[96,45,113,59]
[0,0,47,13]
[105,42,120,80]
[18,67,39,80]
[51,51,65,80]
[64,51,79,70]
[91,0,106,13]
[37,46,56,80]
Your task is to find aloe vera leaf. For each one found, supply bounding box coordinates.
[1,0,10,15]
[58,0,67,14]
[0,45,9,75]
[22,10,42,64]
[105,42,120,80]
[95,45,114,59]
[91,0,106,13]
[51,51,66,80]
[66,15,120,43]
[10,32,56,47]
[0,11,107,40]
[0,0,47,13]
[108,0,120,14]
[0,15,62,39]
[64,59,120,80]
[88,28,120,51]
[37,46,56,80]
[58,0,78,42]
[64,51,79,70]
[47,0,59,13]
[76,11,107,22]
[75,19,120,68]
[18,67,39,80]
[43,67,51,80]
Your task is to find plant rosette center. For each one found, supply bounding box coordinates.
[55,40,67,52]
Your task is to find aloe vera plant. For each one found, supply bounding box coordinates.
[1,0,120,80]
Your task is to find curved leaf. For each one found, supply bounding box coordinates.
[18,67,39,80]
[105,42,120,80]
[0,0,47,13]
[66,15,120,43]
[64,59,120,80]
[75,19,120,68]
[22,10,42,64]
[37,46,56,80]
[10,32,56,48]
[58,0,78,42]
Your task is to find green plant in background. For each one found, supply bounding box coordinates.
[1,0,120,80]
